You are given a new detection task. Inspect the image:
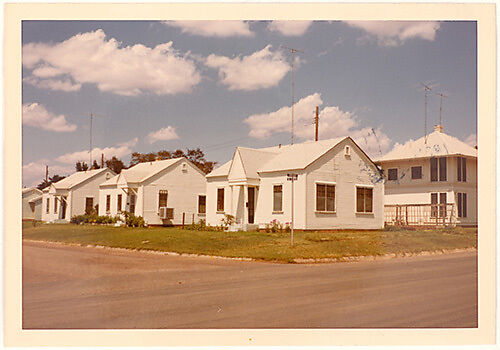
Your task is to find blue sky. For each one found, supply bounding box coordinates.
[22,20,476,186]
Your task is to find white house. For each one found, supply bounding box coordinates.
[374,125,477,226]
[22,187,43,221]
[206,137,384,231]
[41,168,115,222]
[98,158,207,225]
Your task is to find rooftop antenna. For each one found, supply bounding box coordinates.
[420,83,433,143]
[436,92,448,128]
[89,113,104,167]
[281,45,303,145]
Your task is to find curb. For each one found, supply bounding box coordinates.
[23,239,477,264]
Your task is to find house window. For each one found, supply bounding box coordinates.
[431,192,447,218]
[388,168,398,181]
[457,157,467,182]
[117,194,122,212]
[46,198,50,213]
[411,166,422,179]
[129,194,136,214]
[217,188,224,212]
[431,157,447,182]
[345,146,350,156]
[273,185,283,212]
[54,198,58,214]
[106,195,111,212]
[457,193,467,218]
[85,197,94,215]
[158,190,168,209]
[198,195,206,214]
[316,183,335,212]
[356,187,373,213]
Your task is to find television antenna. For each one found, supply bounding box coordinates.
[89,113,104,166]
[281,45,303,145]
[436,92,448,127]
[420,82,434,143]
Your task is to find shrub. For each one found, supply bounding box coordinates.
[221,214,235,230]
[70,214,118,225]
[122,211,146,227]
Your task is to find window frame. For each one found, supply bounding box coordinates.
[411,166,423,180]
[272,184,283,213]
[158,190,168,210]
[106,194,111,213]
[387,168,398,181]
[54,197,58,214]
[315,182,336,213]
[356,185,374,214]
[198,195,206,215]
[216,188,225,213]
[117,194,122,213]
[457,157,467,182]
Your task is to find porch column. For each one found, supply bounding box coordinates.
[243,184,248,224]
[230,185,234,216]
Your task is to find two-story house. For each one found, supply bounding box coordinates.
[374,125,477,226]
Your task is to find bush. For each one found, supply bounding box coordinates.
[185,219,220,231]
[70,214,118,225]
[122,211,146,227]
[221,214,235,230]
[265,219,289,233]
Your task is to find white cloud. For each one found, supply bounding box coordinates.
[244,92,391,157]
[147,126,180,144]
[22,160,75,187]
[24,76,82,92]
[23,29,201,96]
[345,21,440,46]
[163,21,253,37]
[464,133,477,147]
[22,103,77,132]
[267,21,312,36]
[205,45,290,91]
[22,137,139,187]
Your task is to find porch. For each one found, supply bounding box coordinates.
[384,203,456,227]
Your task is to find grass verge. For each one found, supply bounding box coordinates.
[22,223,477,263]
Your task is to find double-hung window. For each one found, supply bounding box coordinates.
[273,185,283,212]
[46,198,50,214]
[388,168,398,181]
[117,194,122,212]
[158,190,168,209]
[457,157,467,182]
[198,195,206,214]
[457,193,467,218]
[316,183,335,212]
[431,157,447,182]
[411,166,422,179]
[356,187,373,213]
[106,195,111,212]
[217,188,224,212]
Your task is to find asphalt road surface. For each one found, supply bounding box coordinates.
[22,241,477,329]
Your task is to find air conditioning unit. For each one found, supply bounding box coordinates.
[159,207,174,220]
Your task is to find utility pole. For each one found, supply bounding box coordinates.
[101,153,104,169]
[287,173,298,246]
[421,83,433,143]
[45,165,48,183]
[282,46,302,145]
[89,113,94,166]
[436,92,448,127]
[314,106,319,141]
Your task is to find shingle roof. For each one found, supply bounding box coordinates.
[100,174,120,187]
[52,168,111,190]
[22,187,42,195]
[118,158,183,183]
[375,130,477,162]
[206,137,349,177]
[206,160,232,178]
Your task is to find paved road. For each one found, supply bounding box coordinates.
[22,241,477,329]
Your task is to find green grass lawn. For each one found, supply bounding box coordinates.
[22,224,477,263]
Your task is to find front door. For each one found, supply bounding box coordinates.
[85,197,93,214]
[61,197,67,219]
[247,187,255,224]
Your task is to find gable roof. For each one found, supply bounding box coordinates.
[375,130,477,163]
[100,173,120,187]
[22,187,42,195]
[206,136,373,178]
[52,168,112,190]
[119,158,183,183]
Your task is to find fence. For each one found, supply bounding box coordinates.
[384,203,456,227]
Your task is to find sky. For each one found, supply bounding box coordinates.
[22,20,477,187]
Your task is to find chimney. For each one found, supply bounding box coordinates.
[278,144,281,148]
[434,124,443,133]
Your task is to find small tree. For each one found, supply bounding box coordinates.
[37,174,66,190]
[105,156,126,173]
[75,161,89,172]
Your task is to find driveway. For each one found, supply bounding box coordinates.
[22,240,477,329]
